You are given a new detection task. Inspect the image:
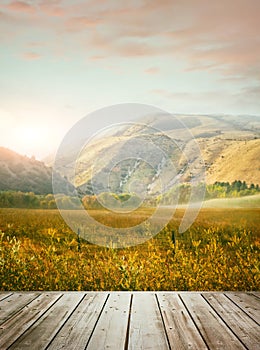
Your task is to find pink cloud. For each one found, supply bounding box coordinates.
[65,16,100,31]
[7,1,35,14]
[22,52,41,60]
[89,55,106,61]
[40,4,65,17]
[70,0,259,84]
[27,41,45,48]
[0,0,259,87]
[144,67,160,74]
[114,41,159,57]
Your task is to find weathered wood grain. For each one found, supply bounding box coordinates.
[157,292,207,350]
[180,292,246,350]
[0,292,62,349]
[86,292,131,350]
[225,292,260,324]
[203,292,260,349]
[0,292,39,325]
[48,292,108,350]
[128,293,170,350]
[250,291,260,299]
[8,292,85,349]
[0,292,258,350]
[0,292,13,302]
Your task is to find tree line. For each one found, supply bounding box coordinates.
[0,180,259,208]
[0,191,80,209]
[206,180,260,199]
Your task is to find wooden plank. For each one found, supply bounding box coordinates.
[0,292,39,325]
[249,291,260,299]
[0,291,258,350]
[225,292,260,324]
[180,293,246,350]
[128,293,169,350]
[86,293,131,350]
[8,292,85,350]
[0,292,13,301]
[203,293,260,349]
[0,292,62,349]
[48,293,108,350]
[157,293,207,349]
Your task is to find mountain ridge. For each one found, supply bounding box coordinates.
[57,114,260,195]
[0,147,75,195]
[1,114,259,195]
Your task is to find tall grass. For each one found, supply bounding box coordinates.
[0,208,259,291]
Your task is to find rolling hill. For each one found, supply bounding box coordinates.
[1,114,259,197]
[54,114,259,197]
[0,147,75,195]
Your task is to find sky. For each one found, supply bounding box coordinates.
[0,0,260,159]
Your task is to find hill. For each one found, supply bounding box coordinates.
[200,138,259,184]
[55,114,259,197]
[1,114,259,198]
[0,147,75,195]
[171,114,260,185]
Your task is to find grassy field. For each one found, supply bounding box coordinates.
[202,194,260,208]
[0,208,259,291]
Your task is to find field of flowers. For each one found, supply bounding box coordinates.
[0,208,259,291]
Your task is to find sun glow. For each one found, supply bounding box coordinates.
[13,125,49,158]
[18,126,43,142]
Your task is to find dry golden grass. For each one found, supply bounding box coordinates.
[0,208,259,291]
[199,138,260,184]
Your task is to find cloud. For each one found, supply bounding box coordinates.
[115,41,160,57]
[79,0,259,87]
[65,16,100,31]
[89,55,106,61]
[1,0,259,87]
[39,4,65,17]
[151,86,260,115]
[7,1,35,14]
[157,0,260,80]
[144,67,160,74]
[237,86,260,106]
[151,89,192,99]
[151,88,233,106]
[22,51,41,60]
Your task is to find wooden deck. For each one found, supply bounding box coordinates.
[0,292,259,349]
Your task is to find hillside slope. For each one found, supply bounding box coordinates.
[58,114,259,194]
[0,147,75,194]
[200,138,259,184]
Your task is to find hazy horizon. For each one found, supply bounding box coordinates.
[1,111,259,161]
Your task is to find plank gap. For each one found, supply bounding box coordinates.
[0,293,63,349]
[249,292,260,300]
[0,293,13,302]
[0,292,40,326]
[46,292,87,349]
[124,293,133,350]
[155,293,172,350]
[179,293,211,350]
[224,292,260,325]
[5,293,64,349]
[84,293,110,349]
[180,293,246,349]
[201,293,251,350]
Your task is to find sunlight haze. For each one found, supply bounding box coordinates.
[0,0,259,158]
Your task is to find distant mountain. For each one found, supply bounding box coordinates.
[53,114,260,196]
[0,147,75,195]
